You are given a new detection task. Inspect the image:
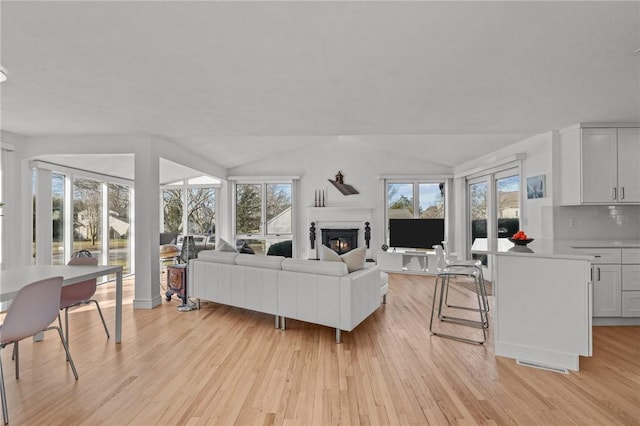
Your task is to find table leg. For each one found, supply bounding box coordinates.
[116,270,122,343]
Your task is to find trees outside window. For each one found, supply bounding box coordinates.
[73,178,102,256]
[235,182,293,255]
[108,183,131,274]
[52,173,65,265]
[161,181,217,254]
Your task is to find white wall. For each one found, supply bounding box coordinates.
[229,135,452,258]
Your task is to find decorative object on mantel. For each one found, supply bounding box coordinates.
[309,222,316,249]
[381,243,389,252]
[364,222,371,249]
[314,190,326,207]
[329,171,359,195]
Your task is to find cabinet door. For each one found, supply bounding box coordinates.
[622,265,640,291]
[592,264,622,317]
[616,128,640,203]
[622,291,640,317]
[376,252,403,272]
[581,128,618,203]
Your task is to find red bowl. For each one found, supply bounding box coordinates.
[508,238,534,246]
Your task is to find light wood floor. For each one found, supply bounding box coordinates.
[1,273,639,425]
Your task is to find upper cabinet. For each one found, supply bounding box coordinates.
[559,125,640,205]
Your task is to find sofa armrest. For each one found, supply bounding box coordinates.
[339,265,382,332]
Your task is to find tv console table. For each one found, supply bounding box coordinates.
[377,250,437,274]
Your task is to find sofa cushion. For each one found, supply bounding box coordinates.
[319,245,366,273]
[319,244,341,262]
[216,238,238,252]
[197,250,239,264]
[340,247,366,273]
[281,259,348,276]
[236,253,285,270]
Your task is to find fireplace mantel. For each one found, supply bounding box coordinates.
[307,207,373,222]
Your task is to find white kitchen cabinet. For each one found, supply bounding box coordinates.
[617,128,640,203]
[572,247,621,317]
[580,128,618,203]
[591,263,622,317]
[559,125,640,205]
[622,265,640,291]
[622,291,640,317]
[573,247,640,319]
[622,248,640,317]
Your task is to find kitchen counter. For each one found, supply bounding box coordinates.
[474,238,639,372]
[472,238,640,260]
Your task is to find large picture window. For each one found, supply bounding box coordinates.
[31,164,133,278]
[161,177,218,255]
[386,181,446,249]
[235,182,293,255]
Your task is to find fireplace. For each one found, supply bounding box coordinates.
[321,228,359,255]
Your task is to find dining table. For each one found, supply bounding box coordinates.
[0,264,124,343]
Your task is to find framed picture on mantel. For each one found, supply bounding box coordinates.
[527,175,546,199]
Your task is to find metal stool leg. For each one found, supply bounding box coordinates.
[429,267,488,345]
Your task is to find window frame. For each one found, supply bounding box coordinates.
[231,178,296,255]
[384,178,449,245]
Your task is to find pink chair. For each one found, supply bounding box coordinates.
[0,276,79,424]
[59,257,110,348]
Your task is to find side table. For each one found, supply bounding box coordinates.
[166,264,188,305]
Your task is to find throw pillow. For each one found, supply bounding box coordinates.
[340,246,366,273]
[319,244,341,262]
[216,238,238,252]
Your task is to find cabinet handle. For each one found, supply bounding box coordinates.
[613,187,617,200]
[621,187,625,200]
[596,266,601,282]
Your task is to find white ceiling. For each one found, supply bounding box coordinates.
[1,1,639,177]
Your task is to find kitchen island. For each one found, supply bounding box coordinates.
[478,240,595,372]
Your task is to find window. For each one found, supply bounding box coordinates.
[386,180,446,247]
[235,182,293,255]
[161,178,218,255]
[466,166,521,259]
[73,177,103,259]
[31,163,134,278]
[108,183,131,274]
[52,173,65,265]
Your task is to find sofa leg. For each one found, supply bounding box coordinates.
[336,328,341,344]
[281,317,286,330]
[382,294,387,304]
[274,315,279,329]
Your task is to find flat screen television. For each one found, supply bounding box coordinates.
[389,218,445,250]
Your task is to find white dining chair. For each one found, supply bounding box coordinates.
[0,276,79,424]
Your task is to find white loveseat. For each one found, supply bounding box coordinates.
[189,251,387,342]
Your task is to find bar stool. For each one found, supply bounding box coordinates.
[429,245,489,344]
[438,243,489,316]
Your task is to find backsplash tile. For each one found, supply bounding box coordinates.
[554,205,640,240]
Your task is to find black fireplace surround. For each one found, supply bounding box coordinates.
[309,221,371,255]
[321,229,359,255]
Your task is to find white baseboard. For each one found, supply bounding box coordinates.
[495,341,580,372]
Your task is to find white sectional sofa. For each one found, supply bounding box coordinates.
[189,251,387,342]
